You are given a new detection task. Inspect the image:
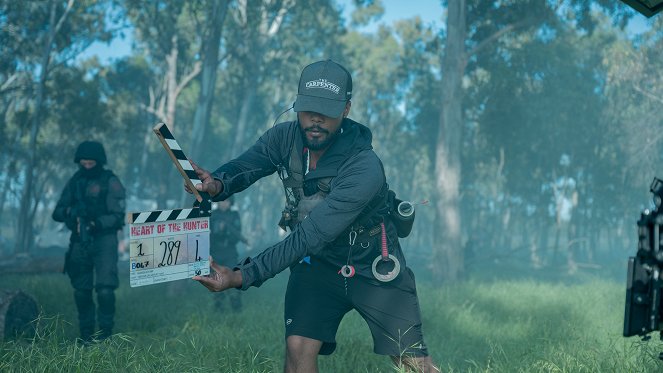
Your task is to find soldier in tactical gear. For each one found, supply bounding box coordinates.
[52,141,125,343]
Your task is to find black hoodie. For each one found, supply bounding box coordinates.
[211,118,405,289]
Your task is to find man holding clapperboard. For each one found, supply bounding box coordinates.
[187,60,439,373]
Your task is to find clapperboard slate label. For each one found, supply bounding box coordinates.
[128,122,212,287]
[129,208,210,287]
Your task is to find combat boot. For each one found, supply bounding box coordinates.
[96,287,115,340]
[73,289,95,343]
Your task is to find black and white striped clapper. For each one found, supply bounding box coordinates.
[128,207,210,224]
[153,122,204,203]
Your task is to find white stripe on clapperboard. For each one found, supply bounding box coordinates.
[177,209,193,220]
[132,209,195,224]
[178,160,203,184]
[165,139,181,150]
[134,212,151,224]
[178,159,193,170]
[157,210,172,221]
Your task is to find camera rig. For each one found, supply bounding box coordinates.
[624,177,663,357]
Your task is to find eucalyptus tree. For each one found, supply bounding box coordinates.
[189,0,231,163]
[39,61,113,214]
[220,0,346,159]
[601,16,663,200]
[433,0,634,282]
[599,15,663,249]
[0,4,31,225]
[338,19,441,261]
[467,20,619,269]
[434,0,556,282]
[222,0,295,159]
[210,0,346,243]
[1,0,112,253]
[123,0,202,134]
[101,56,156,200]
[366,18,444,258]
[122,0,207,205]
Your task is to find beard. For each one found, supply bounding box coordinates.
[300,125,341,151]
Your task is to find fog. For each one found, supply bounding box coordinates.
[1,0,661,288]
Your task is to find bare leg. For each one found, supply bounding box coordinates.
[285,335,323,373]
[390,355,441,373]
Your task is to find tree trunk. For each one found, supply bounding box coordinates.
[0,157,18,226]
[153,34,201,206]
[225,0,292,160]
[182,0,230,206]
[190,0,229,162]
[433,0,466,283]
[15,0,59,254]
[165,35,179,132]
[229,84,257,159]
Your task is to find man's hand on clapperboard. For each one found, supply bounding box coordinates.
[193,256,243,292]
[185,161,223,197]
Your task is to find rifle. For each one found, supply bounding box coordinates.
[72,177,94,245]
[624,177,663,360]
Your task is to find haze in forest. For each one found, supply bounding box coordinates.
[1,0,660,285]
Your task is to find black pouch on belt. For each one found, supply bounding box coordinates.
[388,190,415,238]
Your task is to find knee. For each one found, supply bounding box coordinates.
[74,288,92,300]
[96,287,115,304]
[286,335,322,358]
[96,286,114,296]
[286,335,306,354]
[285,336,321,373]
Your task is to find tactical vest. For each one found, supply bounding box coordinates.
[73,169,115,222]
[277,140,389,233]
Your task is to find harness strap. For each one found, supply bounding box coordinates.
[380,222,388,260]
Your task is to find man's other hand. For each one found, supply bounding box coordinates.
[184,161,223,197]
[193,256,242,292]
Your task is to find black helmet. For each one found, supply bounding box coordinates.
[74,141,107,165]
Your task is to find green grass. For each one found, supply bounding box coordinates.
[0,268,661,372]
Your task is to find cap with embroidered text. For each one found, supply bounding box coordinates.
[294,59,352,118]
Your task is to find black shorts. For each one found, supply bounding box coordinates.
[284,258,429,357]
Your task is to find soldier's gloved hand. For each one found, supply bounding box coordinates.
[65,216,78,231]
[86,219,101,234]
[69,206,86,218]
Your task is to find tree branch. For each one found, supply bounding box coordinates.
[466,19,532,60]
[1,73,19,93]
[266,0,294,37]
[53,0,76,36]
[234,0,247,26]
[174,61,202,98]
[633,84,663,105]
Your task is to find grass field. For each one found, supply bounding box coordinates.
[1,263,661,372]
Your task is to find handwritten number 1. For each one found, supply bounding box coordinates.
[195,239,201,261]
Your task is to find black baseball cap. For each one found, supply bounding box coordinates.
[293,59,352,118]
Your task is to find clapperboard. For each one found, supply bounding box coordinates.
[128,123,212,287]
